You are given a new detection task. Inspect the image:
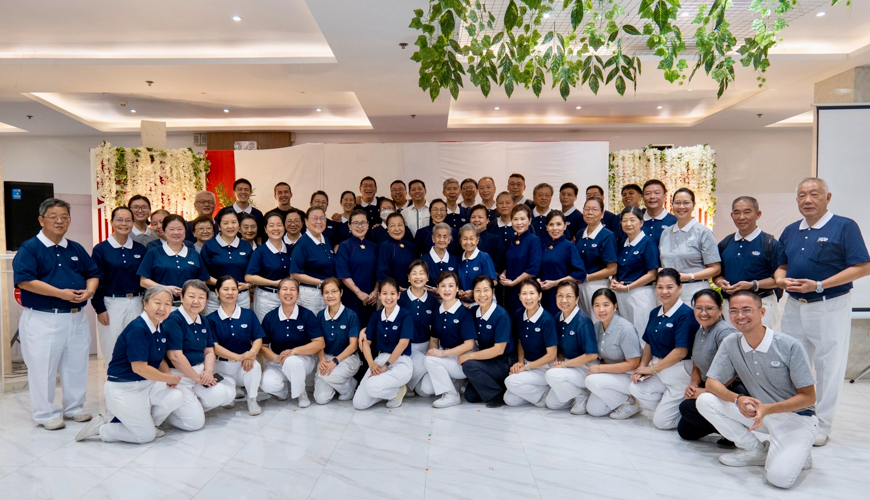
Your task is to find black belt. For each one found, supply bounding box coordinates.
[796,408,816,417]
[789,290,849,304]
[30,307,82,314]
[298,283,318,289]
[108,293,143,298]
[260,286,278,293]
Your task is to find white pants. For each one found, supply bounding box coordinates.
[579,279,610,320]
[723,294,782,331]
[205,289,251,316]
[545,364,594,410]
[423,353,467,396]
[297,286,326,315]
[353,353,413,410]
[697,392,817,489]
[781,293,851,436]
[165,364,235,431]
[253,288,281,323]
[585,371,634,416]
[101,380,183,444]
[314,353,363,404]
[19,309,91,424]
[629,358,692,430]
[504,365,552,406]
[98,296,143,365]
[680,280,709,304]
[408,342,431,394]
[615,286,656,343]
[214,359,262,400]
[261,355,317,400]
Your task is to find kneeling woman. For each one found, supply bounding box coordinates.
[76,286,183,443]
[503,279,558,407]
[420,272,477,408]
[629,269,699,430]
[396,260,439,397]
[544,281,599,414]
[260,277,325,409]
[354,278,415,410]
[206,276,266,416]
[162,280,236,431]
[314,278,363,404]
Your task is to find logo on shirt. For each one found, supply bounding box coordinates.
[297,325,304,330]
[241,324,248,328]
[771,360,782,367]
[569,331,575,336]
[240,252,247,256]
[134,254,141,258]
[392,325,398,330]
[633,250,640,255]
[665,323,673,328]
[486,325,492,329]
[535,327,541,332]
[473,267,480,271]
[817,237,828,242]
[340,325,346,330]
[751,251,761,256]
[161,338,166,343]
[70,256,79,261]
[453,319,459,324]
[591,244,598,248]
[448,267,454,271]
[426,310,432,314]
[201,328,207,333]
[187,261,195,266]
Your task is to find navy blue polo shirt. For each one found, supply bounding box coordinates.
[576,224,618,274]
[541,236,587,315]
[355,201,381,228]
[557,307,598,360]
[615,233,659,283]
[164,308,213,366]
[477,230,506,273]
[146,238,194,251]
[487,219,517,248]
[531,209,551,238]
[376,238,417,288]
[245,240,292,282]
[444,206,469,231]
[137,242,209,289]
[336,237,378,295]
[13,231,101,311]
[505,230,542,280]
[602,210,625,242]
[317,305,361,356]
[487,207,499,223]
[91,235,146,314]
[642,301,699,359]
[474,304,514,354]
[233,204,264,227]
[563,208,586,238]
[262,304,323,353]
[432,301,477,349]
[205,306,265,356]
[414,224,460,257]
[365,305,415,355]
[397,289,438,344]
[458,249,497,291]
[718,229,784,299]
[107,314,167,382]
[778,212,870,300]
[201,236,253,282]
[368,224,413,246]
[289,231,336,280]
[513,307,558,362]
[421,247,459,287]
[642,210,677,245]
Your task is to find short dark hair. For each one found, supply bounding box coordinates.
[163,214,187,231]
[340,190,356,203]
[214,206,238,227]
[730,290,763,306]
[619,206,644,223]
[642,179,667,194]
[732,196,759,211]
[584,197,605,211]
[510,204,532,219]
[621,183,642,195]
[408,259,429,278]
[320,277,342,295]
[560,183,579,196]
[378,198,397,210]
[544,210,565,225]
[128,194,151,208]
[182,279,209,297]
[518,277,542,295]
[591,288,618,308]
[673,187,695,204]
[408,179,426,190]
[310,190,328,204]
[285,208,306,223]
[111,206,133,220]
[586,185,605,197]
[274,182,291,194]
[692,288,723,308]
[349,208,368,222]
[263,211,286,226]
[508,173,526,182]
[437,271,460,287]
[429,198,447,210]
[657,268,682,286]
[556,280,580,297]
[385,212,404,226]
[461,178,478,189]
[360,176,377,187]
[379,277,399,293]
[39,198,71,217]
[468,204,489,218]
[305,206,326,219]
[390,180,406,189]
[471,274,496,291]
[191,214,214,231]
[215,275,238,292]
[233,178,252,191]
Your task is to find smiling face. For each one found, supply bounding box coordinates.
[218,279,239,305]
[534,187,552,211]
[285,212,303,237]
[39,205,71,240]
[408,265,429,289]
[310,194,328,212]
[478,178,495,202]
[469,208,488,232]
[144,291,173,324]
[306,208,326,236]
[275,185,292,207]
[194,193,215,217]
[496,193,514,217]
[728,295,764,333]
[622,188,642,208]
[473,279,493,308]
[165,220,187,244]
[461,182,478,203]
[279,280,299,307]
[512,210,530,235]
[341,192,357,213]
[182,286,208,316]
[583,199,603,226]
[559,188,577,211]
[129,199,151,223]
[322,281,342,308]
[387,216,405,240]
[265,215,285,240]
[519,283,541,309]
[432,227,451,251]
[429,202,447,224]
[556,285,579,315]
[360,179,377,201]
[379,283,398,308]
[459,230,478,253]
[112,208,133,237]
[409,182,427,203]
[672,192,695,221]
[390,183,407,204]
[693,294,721,328]
[620,212,642,238]
[796,179,831,220]
[240,218,258,241]
[437,276,458,301]
[234,182,251,204]
[546,215,565,240]
[730,200,760,234]
[592,294,616,324]
[219,213,239,239]
[193,221,214,243]
[643,184,665,211]
[350,213,369,239]
[443,182,460,203]
[508,176,525,199]
[655,276,681,307]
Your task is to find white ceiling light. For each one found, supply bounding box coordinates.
[575,106,581,109]
[232,15,242,22]
[315,108,322,112]
[657,105,663,109]
[223,109,229,113]
[816,11,826,17]
[543,13,550,19]
[494,106,500,110]
[130,109,136,113]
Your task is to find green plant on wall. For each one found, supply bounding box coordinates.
[214,183,257,209]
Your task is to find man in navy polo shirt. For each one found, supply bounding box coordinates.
[13,198,100,430]
[641,179,677,245]
[775,177,870,446]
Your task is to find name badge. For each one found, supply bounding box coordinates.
[665,323,673,328]
[71,256,79,261]
[751,251,761,256]
[240,252,247,256]
[187,261,196,265]
[392,325,398,330]
[134,254,141,258]
[241,324,248,328]
[473,266,479,271]
[297,325,305,330]
[591,244,597,248]
[453,319,460,323]
[535,327,541,332]
[486,325,492,329]
[340,325,346,329]
[818,237,828,242]
[633,250,640,255]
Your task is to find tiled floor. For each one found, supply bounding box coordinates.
[2,358,870,499]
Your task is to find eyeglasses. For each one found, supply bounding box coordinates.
[308,216,327,223]
[130,206,150,212]
[694,306,719,314]
[44,216,70,222]
[508,182,524,188]
[350,221,369,228]
[583,207,601,213]
[322,290,340,296]
[729,308,757,316]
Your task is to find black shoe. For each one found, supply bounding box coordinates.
[716,437,736,449]
[486,397,505,408]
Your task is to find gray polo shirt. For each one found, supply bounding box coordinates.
[707,328,815,410]
[659,218,721,274]
[693,319,738,380]
[594,314,642,365]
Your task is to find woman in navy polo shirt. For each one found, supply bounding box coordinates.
[499,204,543,315]
[376,213,417,289]
[245,212,292,322]
[353,278,415,410]
[238,212,260,250]
[201,207,253,314]
[503,279,558,406]
[93,206,147,366]
[206,275,266,417]
[575,197,618,318]
[629,268,699,430]
[469,204,506,275]
[456,223,497,304]
[314,278,362,404]
[538,211,587,316]
[290,206,336,315]
[395,260,439,397]
[76,286,183,444]
[259,277,325,409]
[336,209,378,327]
[420,222,459,289]
[460,275,514,407]
[332,190,357,244]
[283,208,305,252]
[415,199,459,256]
[611,206,659,337]
[162,279,235,431]
[544,281,599,413]
[488,191,517,247]
[138,214,210,308]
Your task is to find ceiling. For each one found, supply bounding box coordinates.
[0,0,868,136]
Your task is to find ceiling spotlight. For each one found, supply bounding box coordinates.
[223,109,229,113]
[232,15,242,21]
[543,13,550,19]
[575,106,582,110]
[130,109,136,113]
[494,106,500,110]
[816,11,826,17]
[657,105,663,109]
[315,108,322,112]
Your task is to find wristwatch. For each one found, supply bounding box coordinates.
[816,281,824,294]
[734,395,742,409]
[384,361,391,369]
[332,358,340,366]
[752,280,759,292]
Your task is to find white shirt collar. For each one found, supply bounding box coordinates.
[741,327,775,353]
[381,305,400,322]
[459,200,475,209]
[429,246,450,263]
[533,208,551,218]
[560,306,580,324]
[140,311,158,333]
[407,289,429,302]
[463,248,480,261]
[409,203,428,212]
[481,200,496,210]
[643,209,668,221]
[324,304,345,321]
[673,218,698,233]
[265,239,287,254]
[563,206,577,216]
[497,218,512,228]
[306,230,325,245]
[624,232,646,247]
[283,233,300,246]
[476,303,496,320]
[517,196,529,205]
[232,202,252,214]
[799,210,834,231]
[439,300,462,314]
[381,222,388,230]
[162,240,188,257]
[340,215,349,223]
[218,305,242,320]
[217,235,240,248]
[735,227,762,242]
[523,306,544,323]
[359,199,376,208]
[131,225,152,237]
[446,204,461,215]
[278,304,300,321]
[108,233,134,249]
[179,307,201,325]
[582,223,604,240]
[657,299,685,318]
[37,230,68,248]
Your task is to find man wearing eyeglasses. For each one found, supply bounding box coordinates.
[402,179,430,237]
[13,198,100,431]
[185,190,217,243]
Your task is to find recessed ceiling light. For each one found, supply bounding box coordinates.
[657,105,663,109]
[543,13,550,19]
[232,15,242,21]
[575,106,582,110]
[315,108,322,112]
[130,109,136,113]
[816,11,826,17]
[494,106,500,110]
[223,109,229,113]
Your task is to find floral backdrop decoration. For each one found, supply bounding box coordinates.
[608,144,717,227]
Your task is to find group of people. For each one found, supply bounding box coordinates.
[12,173,869,490]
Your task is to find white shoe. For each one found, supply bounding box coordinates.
[297,391,311,408]
[75,414,106,441]
[386,385,408,409]
[609,397,641,420]
[247,398,262,416]
[719,441,769,467]
[43,417,65,431]
[534,388,550,408]
[433,392,461,409]
[154,429,166,438]
[235,388,247,401]
[67,412,92,423]
[338,379,357,401]
[803,452,813,470]
[570,395,589,415]
[222,402,236,410]
[813,433,829,447]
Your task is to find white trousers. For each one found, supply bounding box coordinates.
[205,289,251,316]
[585,371,634,416]
[297,286,326,315]
[781,293,851,436]
[579,279,610,320]
[680,280,710,304]
[723,293,781,331]
[314,353,363,404]
[408,342,431,394]
[353,353,413,410]
[615,286,656,343]
[629,358,692,430]
[697,392,817,489]
[165,364,235,431]
[261,355,317,400]
[545,364,594,410]
[423,354,467,396]
[97,296,143,365]
[504,364,552,406]
[253,288,281,323]
[101,380,183,444]
[19,309,91,424]
[214,359,262,400]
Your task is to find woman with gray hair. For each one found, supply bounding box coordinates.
[420,222,459,289]
[456,223,497,303]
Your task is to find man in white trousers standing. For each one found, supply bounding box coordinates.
[13,198,100,430]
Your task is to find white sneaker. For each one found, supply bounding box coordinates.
[386,385,408,409]
[338,379,357,401]
[43,417,65,431]
[67,412,92,423]
[154,429,165,438]
[433,392,461,409]
[297,391,311,408]
[247,398,262,416]
[803,452,813,470]
[609,397,641,420]
[813,433,829,447]
[75,414,106,441]
[719,441,769,467]
[570,395,589,415]
[534,388,550,408]
[235,388,247,401]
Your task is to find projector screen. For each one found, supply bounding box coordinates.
[817,105,870,311]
